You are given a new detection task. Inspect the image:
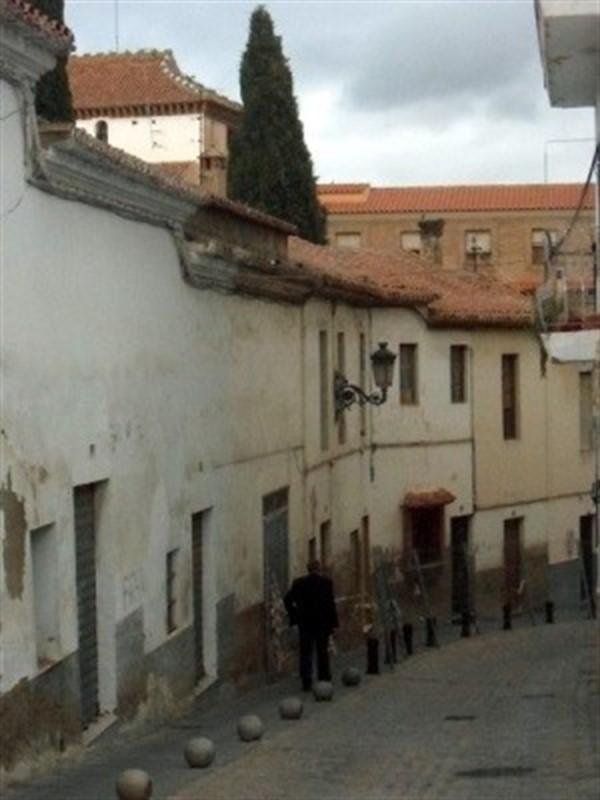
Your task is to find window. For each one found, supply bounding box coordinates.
[319,331,329,451]
[501,354,519,439]
[399,344,418,405]
[94,120,108,143]
[335,232,361,249]
[401,231,422,254]
[579,371,593,451]
[319,520,331,571]
[30,525,60,667]
[337,332,346,444]
[450,345,468,403]
[166,549,179,633]
[531,229,557,266]
[465,230,491,266]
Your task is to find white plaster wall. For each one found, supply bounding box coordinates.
[77,113,201,163]
[1,80,305,696]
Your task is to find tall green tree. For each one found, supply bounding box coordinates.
[32,0,74,122]
[228,6,326,243]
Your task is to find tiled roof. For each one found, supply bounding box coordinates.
[52,128,295,234]
[0,0,74,51]
[288,237,532,327]
[67,50,241,116]
[318,183,594,214]
[155,161,200,184]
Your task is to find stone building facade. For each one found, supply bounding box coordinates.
[318,183,594,293]
[1,0,597,781]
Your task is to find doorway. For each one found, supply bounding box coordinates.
[450,516,471,616]
[191,511,207,681]
[579,514,596,610]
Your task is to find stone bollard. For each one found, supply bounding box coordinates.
[183,737,215,768]
[279,696,303,720]
[341,666,362,687]
[502,603,512,631]
[545,601,555,624]
[366,635,380,674]
[237,714,264,742]
[460,611,471,638]
[425,617,436,647]
[115,769,153,800]
[313,681,334,701]
[402,623,414,656]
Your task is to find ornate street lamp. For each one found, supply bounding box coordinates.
[335,342,396,417]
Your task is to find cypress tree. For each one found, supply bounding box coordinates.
[32,0,74,122]
[228,6,326,243]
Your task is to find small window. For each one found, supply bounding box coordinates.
[450,345,468,403]
[579,371,593,451]
[335,232,361,249]
[401,231,421,254]
[166,549,179,634]
[531,229,557,266]
[465,230,491,265]
[501,354,519,440]
[399,344,418,405]
[94,120,108,143]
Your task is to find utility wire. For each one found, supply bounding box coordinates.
[552,143,599,257]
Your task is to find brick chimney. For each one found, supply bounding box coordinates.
[418,218,445,266]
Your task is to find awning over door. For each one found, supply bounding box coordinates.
[403,488,455,509]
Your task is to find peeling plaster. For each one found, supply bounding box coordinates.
[0,471,28,599]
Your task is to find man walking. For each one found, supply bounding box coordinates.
[284,560,339,690]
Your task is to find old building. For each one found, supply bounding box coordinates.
[318,182,594,293]
[0,0,597,781]
[67,49,241,195]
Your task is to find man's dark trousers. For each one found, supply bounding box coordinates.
[299,626,331,689]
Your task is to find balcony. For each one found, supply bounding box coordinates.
[535,0,600,108]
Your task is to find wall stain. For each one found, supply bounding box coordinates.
[0,470,27,599]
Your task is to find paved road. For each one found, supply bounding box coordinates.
[5,618,599,800]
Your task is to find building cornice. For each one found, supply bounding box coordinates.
[0,13,59,86]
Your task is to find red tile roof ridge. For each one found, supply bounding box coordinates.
[1,0,74,51]
[51,128,295,234]
[317,183,371,194]
[68,49,241,113]
[318,182,593,214]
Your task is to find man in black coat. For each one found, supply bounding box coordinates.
[284,560,339,690]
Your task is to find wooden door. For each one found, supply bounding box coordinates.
[503,518,522,607]
[191,512,205,681]
[579,515,596,607]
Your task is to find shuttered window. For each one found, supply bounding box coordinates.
[502,354,519,440]
[401,232,421,253]
[400,344,418,405]
[450,345,467,403]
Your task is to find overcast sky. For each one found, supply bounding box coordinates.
[65,0,595,186]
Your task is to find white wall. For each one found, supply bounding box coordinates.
[78,113,202,163]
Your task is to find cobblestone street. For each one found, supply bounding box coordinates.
[5,617,598,800]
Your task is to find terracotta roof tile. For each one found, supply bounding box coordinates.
[318,183,594,214]
[288,237,532,327]
[67,50,241,116]
[0,0,74,51]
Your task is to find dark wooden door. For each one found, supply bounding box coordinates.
[263,489,289,602]
[191,512,205,681]
[503,519,522,607]
[579,515,596,607]
[451,516,470,615]
[73,484,99,727]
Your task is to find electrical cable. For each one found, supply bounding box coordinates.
[552,143,599,257]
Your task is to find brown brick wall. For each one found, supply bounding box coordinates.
[326,209,594,283]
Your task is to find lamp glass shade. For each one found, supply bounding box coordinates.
[370,342,396,390]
